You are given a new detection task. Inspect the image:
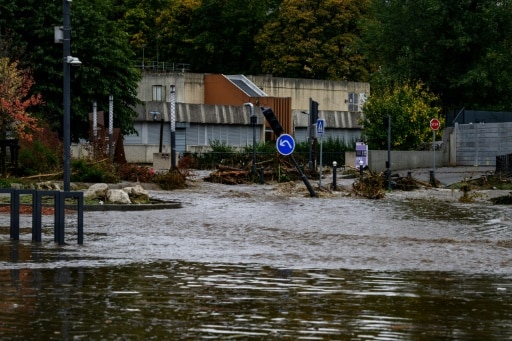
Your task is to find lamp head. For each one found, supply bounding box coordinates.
[66,56,82,66]
[150,111,160,121]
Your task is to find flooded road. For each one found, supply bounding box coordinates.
[0,180,511,339]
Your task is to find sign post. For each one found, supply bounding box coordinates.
[316,118,325,187]
[430,118,440,186]
[262,106,316,197]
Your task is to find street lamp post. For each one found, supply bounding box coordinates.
[62,0,81,192]
[244,103,257,177]
[169,85,176,169]
[109,95,113,160]
[62,0,72,192]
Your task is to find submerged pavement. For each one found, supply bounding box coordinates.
[392,166,496,187]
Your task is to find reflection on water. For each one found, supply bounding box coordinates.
[0,187,512,339]
[0,261,511,340]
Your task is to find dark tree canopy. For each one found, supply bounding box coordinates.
[255,0,374,81]
[0,0,141,140]
[362,0,512,111]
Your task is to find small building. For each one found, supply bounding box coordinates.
[122,72,369,163]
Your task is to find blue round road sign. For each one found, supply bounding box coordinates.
[276,134,295,156]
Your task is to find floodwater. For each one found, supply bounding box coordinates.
[0,180,511,339]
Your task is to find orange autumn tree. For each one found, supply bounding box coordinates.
[0,57,44,174]
[0,57,43,140]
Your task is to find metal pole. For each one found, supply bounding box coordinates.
[290,154,317,197]
[332,161,337,190]
[308,98,313,170]
[92,101,97,160]
[63,0,71,192]
[432,129,436,184]
[170,85,176,169]
[159,118,164,153]
[319,135,323,188]
[252,115,257,176]
[109,95,113,160]
[92,101,97,140]
[244,103,257,176]
[387,115,391,191]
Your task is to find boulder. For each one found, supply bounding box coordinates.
[123,184,150,204]
[84,183,109,200]
[107,189,131,204]
[36,181,61,190]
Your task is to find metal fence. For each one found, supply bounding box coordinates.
[496,153,512,177]
[188,151,346,170]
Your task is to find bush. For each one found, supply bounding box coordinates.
[117,163,155,182]
[153,169,187,190]
[0,178,11,188]
[17,126,62,176]
[71,159,119,183]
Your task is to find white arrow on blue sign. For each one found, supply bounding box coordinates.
[276,134,295,156]
[316,118,325,135]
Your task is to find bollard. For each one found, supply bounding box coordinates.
[332,161,337,190]
[430,170,436,187]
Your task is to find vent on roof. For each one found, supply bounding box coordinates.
[226,75,268,97]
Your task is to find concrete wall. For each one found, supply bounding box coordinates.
[455,122,512,166]
[346,150,449,172]
[247,75,370,112]
[139,73,369,112]
[137,72,205,104]
[71,144,162,164]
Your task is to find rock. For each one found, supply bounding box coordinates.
[84,183,109,200]
[36,181,61,190]
[123,184,150,204]
[10,183,22,190]
[84,183,151,204]
[107,189,131,204]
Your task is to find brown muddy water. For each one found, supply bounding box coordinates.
[0,182,511,339]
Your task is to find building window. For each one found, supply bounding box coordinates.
[348,92,367,112]
[152,85,165,101]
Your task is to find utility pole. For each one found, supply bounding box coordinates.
[169,85,176,169]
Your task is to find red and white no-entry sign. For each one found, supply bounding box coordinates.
[430,118,440,131]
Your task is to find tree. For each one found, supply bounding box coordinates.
[157,0,280,74]
[0,58,42,141]
[255,0,375,81]
[362,0,512,111]
[0,0,141,141]
[119,0,281,75]
[361,80,442,151]
[0,57,44,174]
[119,0,174,66]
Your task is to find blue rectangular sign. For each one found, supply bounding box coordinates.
[316,118,325,135]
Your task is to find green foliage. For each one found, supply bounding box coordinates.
[255,0,375,81]
[71,159,119,183]
[295,138,353,167]
[361,80,442,150]
[121,0,280,74]
[0,178,11,189]
[243,141,276,155]
[362,0,512,111]
[0,0,140,140]
[17,126,63,176]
